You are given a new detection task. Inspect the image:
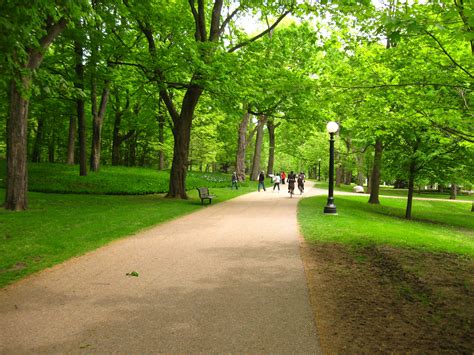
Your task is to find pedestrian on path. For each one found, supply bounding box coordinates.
[281,171,286,185]
[231,172,239,190]
[258,171,266,192]
[287,171,296,195]
[297,172,305,194]
[273,173,281,192]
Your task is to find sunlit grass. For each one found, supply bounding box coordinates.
[299,195,474,256]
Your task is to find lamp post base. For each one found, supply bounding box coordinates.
[324,204,337,214]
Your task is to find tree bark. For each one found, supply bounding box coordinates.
[368,138,383,204]
[267,119,275,176]
[111,90,133,166]
[90,80,110,172]
[344,170,352,185]
[235,106,256,181]
[450,183,457,200]
[67,115,76,165]
[112,110,122,166]
[355,152,365,186]
[74,40,87,176]
[31,117,45,163]
[5,17,67,210]
[157,100,166,170]
[335,166,343,187]
[405,161,416,219]
[48,132,55,163]
[167,85,203,198]
[250,115,267,181]
[5,79,30,210]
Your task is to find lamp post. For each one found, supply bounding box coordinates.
[324,121,339,214]
[318,158,321,181]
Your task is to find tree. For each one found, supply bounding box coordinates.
[2,4,75,210]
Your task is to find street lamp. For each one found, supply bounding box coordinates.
[324,121,339,214]
[318,158,321,181]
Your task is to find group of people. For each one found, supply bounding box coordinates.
[274,171,305,195]
[232,170,306,195]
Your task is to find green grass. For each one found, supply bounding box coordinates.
[0,160,248,194]
[314,181,474,201]
[299,195,474,256]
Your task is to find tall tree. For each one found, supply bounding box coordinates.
[3,10,68,210]
[122,0,292,198]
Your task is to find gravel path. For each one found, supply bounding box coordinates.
[0,186,322,354]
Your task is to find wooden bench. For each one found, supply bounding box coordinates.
[197,187,215,205]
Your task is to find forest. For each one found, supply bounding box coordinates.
[1,0,473,213]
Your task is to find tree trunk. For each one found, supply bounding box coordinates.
[67,115,76,165]
[157,102,166,170]
[127,134,137,166]
[344,170,352,185]
[405,161,416,220]
[267,119,275,175]
[31,117,45,163]
[335,166,343,187]
[167,85,203,198]
[368,138,383,204]
[112,110,122,166]
[48,132,55,163]
[235,109,250,181]
[355,153,365,186]
[74,40,87,176]
[90,80,110,172]
[155,98,166,170]
[5,79,30,210]
[450,184,457,200]
[250,115,266,181]
[5,17,67,210]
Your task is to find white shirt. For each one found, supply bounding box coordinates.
[273,175,281,184]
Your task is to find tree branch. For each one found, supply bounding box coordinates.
[424,29,473,78]
[209,0,223,41]
[28,17,68,69]
[228,9,291,53]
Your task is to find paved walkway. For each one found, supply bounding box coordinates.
[0,186,322,354]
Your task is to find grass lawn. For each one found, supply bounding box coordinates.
[299,195,474,256]
[0,160,246,194]
[0,162,256,288]
[314,181,474,201]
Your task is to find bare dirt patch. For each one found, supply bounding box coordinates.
[300,241,474,353]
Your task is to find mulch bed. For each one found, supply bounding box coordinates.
[300,241,474,353]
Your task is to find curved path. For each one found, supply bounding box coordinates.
[0,186,322,354]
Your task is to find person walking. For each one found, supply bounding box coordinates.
[287,171,296,196]
[297,172,305,194]
[231,172,239,190]
[258,171,266,192]
[281,171,286,185]
[272,173,281,192]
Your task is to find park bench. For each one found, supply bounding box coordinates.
[197,187,215,205]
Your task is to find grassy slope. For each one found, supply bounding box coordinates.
[0,161,247,194]
[299,195,474,256]
[0,162,255,288]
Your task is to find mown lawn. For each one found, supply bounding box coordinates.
[314,181,474,201]
[0,160,247,194]
[299,195,474,256]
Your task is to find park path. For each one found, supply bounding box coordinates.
[0,185,322,354]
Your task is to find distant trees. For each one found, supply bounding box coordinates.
[1,0,472,214]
